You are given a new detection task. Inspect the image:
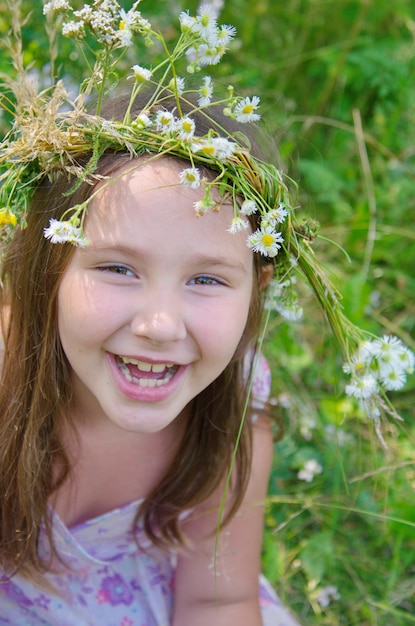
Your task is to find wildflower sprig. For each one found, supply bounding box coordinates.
[0,0,413,437]
[343,336,414,447]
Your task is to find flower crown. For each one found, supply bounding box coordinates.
[0,0,413,442]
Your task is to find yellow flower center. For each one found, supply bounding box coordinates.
[201,145,216,156]
[242,104,254,115]
[182,121,193,133]
[262,234,275,246]
[119,20,126,30]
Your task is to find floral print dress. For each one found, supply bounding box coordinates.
[0,500,300,626]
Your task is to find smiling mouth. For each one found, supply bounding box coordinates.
[115,355,179,387]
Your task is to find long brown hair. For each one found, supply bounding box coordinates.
[0,90,272,580]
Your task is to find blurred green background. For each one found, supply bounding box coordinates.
[1,1,414,623]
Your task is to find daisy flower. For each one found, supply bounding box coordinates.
[179,167,201,189]
[380,368,407,391]
[197,43,225,66]
[191,137,236,160]
[345,374,378,400]
[133,112,152,128]
[397,346,415,373]
[154,110,176,133]
[194,193,216,216]
[117,27,133,47]
[198,76,213,106]
[132,64,152,82]
[212,137,237,160]
[267,203,289,223]
[177,117,195,141]
[212,24,236,46]
[44,219,89,247]
[179,10,197,34]
[234,96,261,123]
[195,4,218,38]
[371,335,404,359]
[168,76,185,95]
[227,217,249,233]
[240,199,257,216]
[247,226,284,257]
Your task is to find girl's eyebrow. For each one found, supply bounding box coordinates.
[83,244,250,274]
[186,253,250,274]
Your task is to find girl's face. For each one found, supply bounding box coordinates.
[57,158,254,435]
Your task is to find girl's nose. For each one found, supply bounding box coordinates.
[129,294,187,344]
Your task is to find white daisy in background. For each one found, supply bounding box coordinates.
[316,586,340,608]
[194,4,218,38]
[247,226,284,257]
[345,374,378,400]
[197,43,225,66]
[119,6,143,32]
[274,301,303,321]
[397,346,415,373]
[168,76,185,95]
[132,64,152,82]
[179,167,201,188]
[380,368,407,391]
[265,277,303,321]
[342,352,370,375]
[213,24,236,46]
[372,335,403,357]
[234,96,261,123]
[198,76,213,106]
[343,336,414,402]
[117,11,134,47]
[117,27,133,46]
[298,459,323,482]
[179,10,197,34]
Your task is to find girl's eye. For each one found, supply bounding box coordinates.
[98,265,135,277]
[190,276,221,286]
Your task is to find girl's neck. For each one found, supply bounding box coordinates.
[51,407,189,528]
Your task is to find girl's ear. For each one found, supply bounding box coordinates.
[259,263,274,290]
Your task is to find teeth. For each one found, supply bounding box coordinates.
[116,356,177,387]
[152,363,166,373]
[119,356,175,373]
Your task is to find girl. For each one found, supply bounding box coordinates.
[0,2,412,624]
[0,103,298,624]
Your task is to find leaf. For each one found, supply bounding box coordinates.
[299,531,335,583]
